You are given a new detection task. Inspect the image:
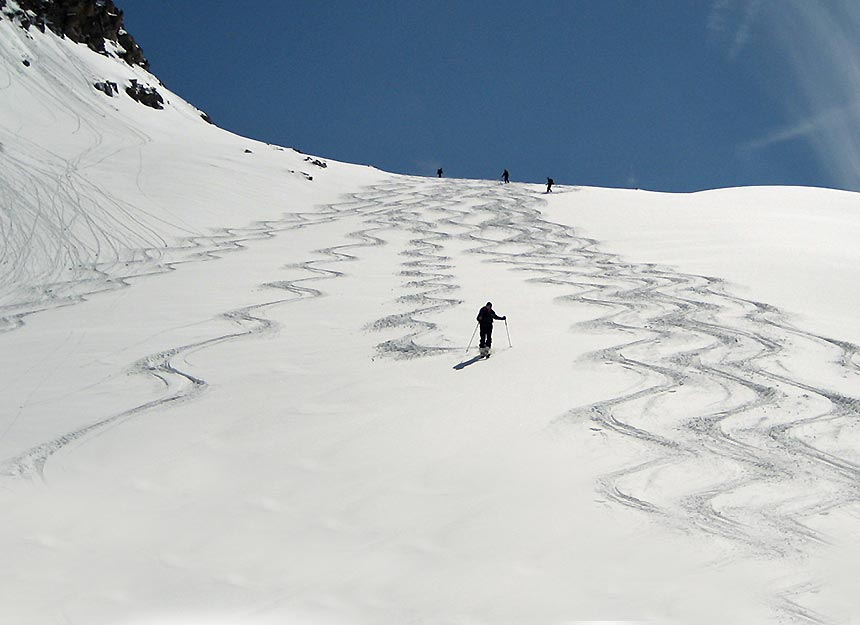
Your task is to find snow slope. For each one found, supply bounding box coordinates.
[2,9,860,625]
[0,11,386,318]
[543,186,860,346]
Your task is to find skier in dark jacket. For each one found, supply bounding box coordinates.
[502,169,510,183]
[546,177,554,193]
[477,301,506,354]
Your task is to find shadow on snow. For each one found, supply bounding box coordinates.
[453,355,486,370]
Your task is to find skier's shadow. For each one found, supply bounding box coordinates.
[453,355,484,370]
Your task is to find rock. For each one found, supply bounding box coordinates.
[4,0,149,69]
[94,80,118,96]
[125,79,163,109]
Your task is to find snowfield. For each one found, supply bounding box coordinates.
[545,185,860,347]
[2,9,860,625]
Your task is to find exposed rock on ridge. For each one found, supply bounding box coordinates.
[2,0,214,119]
[1,0,148,68]
[125,78,163,109]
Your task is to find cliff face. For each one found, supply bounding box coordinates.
[1,0,148,68]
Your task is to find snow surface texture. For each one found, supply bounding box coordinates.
[2,11,860,625]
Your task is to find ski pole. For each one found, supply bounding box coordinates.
[504,319,512,348]
[465,322,479,353]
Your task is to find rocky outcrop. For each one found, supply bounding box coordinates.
[3,0,148,68]
[5,1,215,120]
[93,79,118,96]
[125,78,163,109]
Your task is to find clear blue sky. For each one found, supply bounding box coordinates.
[117,1,860,192]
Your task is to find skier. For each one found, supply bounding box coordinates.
[546,177,554,193]
[476,301,506,357]
[502,169,510,183]
[437,168,444,178]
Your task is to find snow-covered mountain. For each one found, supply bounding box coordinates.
[2,3,860,624]
[0,0,384,319]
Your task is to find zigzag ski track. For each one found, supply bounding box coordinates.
[2,176,859,622]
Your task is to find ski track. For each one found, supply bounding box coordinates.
[2,176,859,622]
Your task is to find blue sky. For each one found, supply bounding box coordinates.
[117,1,860,192]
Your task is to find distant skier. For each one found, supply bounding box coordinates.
[477,301,506,357]
[502,169,510,183]
[546,177,554,193]
[437,168,444,178]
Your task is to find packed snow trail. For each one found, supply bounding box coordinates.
[2,176,859,623]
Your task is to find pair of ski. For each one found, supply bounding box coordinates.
[479,346,492,359]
